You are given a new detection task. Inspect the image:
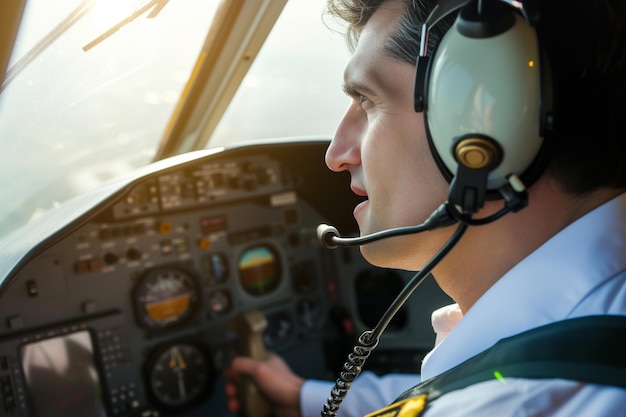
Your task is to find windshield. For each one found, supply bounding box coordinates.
[0,0,350,240]
[210,0,350,146]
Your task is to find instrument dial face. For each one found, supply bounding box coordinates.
[238,245,281,296]
[134,267,200,330]
[296,296,322,329]
[208,289,232,315]
[263,310,293,348]
[147,343,212,409]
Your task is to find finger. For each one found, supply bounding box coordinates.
[229,355,262,376]
[227,397,240,414]
[224,381,237,397]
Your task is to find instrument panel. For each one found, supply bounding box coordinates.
[0,139,451,417]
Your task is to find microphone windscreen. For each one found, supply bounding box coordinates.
[316,224,339,249]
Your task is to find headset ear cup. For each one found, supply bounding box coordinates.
[428,11,544,191]
[419,0,552,213]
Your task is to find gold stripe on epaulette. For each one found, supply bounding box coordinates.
[364,394,428,417]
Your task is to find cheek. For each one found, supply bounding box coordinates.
[365,116,446,185]
[362,120,451,222]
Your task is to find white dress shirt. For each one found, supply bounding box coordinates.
[300,192,626,417]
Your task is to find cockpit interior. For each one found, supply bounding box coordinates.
[0,1,452,416]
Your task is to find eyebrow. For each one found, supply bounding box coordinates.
[341,81,377,98]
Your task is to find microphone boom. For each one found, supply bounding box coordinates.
[317,203,456,249]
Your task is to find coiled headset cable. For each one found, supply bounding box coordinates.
[320,221,468,417]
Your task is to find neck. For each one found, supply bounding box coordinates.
[432,178,623,313]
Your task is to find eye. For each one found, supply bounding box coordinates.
[357,93,373,111]
[343,83,374,111]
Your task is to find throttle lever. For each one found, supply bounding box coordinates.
[227,309,273,417]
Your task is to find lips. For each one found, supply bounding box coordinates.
[351,184,368,218]
[351,184,367,198]
[354,199,369,219]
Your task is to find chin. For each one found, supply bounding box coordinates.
[359,236,418,270]
[358,230,453,271]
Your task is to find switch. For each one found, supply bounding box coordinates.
[26,280,38,297]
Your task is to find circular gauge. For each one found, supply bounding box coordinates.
[296,296,323,329]
[134,267,201,330]
[238,245,281,296]
[263,311,293,348]
[208,289,232,315]
[147,343,213,409]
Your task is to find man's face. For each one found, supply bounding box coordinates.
[325,0,452,269]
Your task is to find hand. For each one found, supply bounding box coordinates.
[224,352,304,417]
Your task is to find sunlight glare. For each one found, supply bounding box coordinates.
[88,0,139,30]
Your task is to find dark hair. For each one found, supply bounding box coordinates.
[325,0,626,195]
[324,0,449,63]
[537,1,626,194]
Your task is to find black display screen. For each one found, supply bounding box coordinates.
[20,330,107,417]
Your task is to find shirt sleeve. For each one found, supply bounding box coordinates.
[300,371,420,417]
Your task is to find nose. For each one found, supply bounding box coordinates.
[325,105,361,173]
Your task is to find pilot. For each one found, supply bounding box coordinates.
[225,0,626,416]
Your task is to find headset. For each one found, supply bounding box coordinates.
[416,0,553,216]
[320,1,554,416]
